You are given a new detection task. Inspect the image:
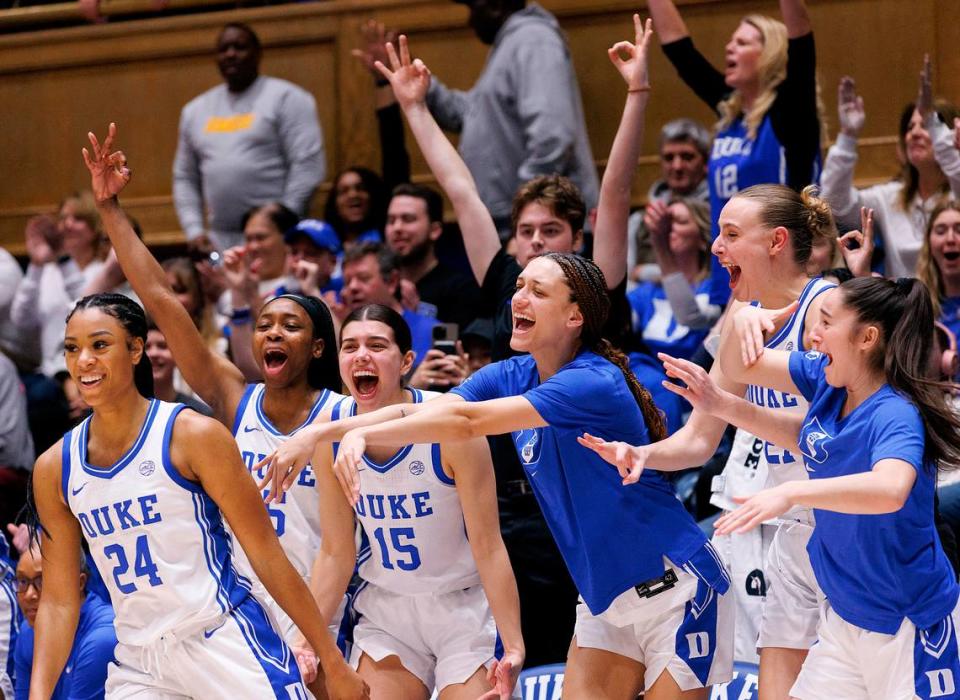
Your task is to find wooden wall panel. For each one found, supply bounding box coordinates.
[0,0,957,254]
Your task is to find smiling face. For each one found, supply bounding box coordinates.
[513,202,582,269]
[335,171,371,227]
[667,202,707,260]
[385,195,440,263]
[713,196,785,302]
[341,254,396,311]
[724,21,763,92]
[253,298,322,387]
[339,319,413,410]
[59,200,99,261]
[903,109,935,169]
[244,211,288,281]
[930,208,960,280]
[510,256,582,354]
[145,329,174,388]
[809,287,879,387]
[64,308,143,408]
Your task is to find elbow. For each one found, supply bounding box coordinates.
[449,404,483,441]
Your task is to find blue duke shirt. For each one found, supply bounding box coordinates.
[452,351,727,614]
[789,351,960,633]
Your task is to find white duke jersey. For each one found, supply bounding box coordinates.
[232,384,343,579]
[331,390,481,596]
[713,277,834,512]
[63,400,251,646]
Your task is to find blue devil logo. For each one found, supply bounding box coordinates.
[799,416,831,468]
[516,428,542,466]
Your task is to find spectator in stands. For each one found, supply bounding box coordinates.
[323,168,388,248]
[339,243,438,367]
[13,545,116,700]
[628,197,718,361]
[0,349,33,549]
[385,183,483,326]
[650,0,822,309]
[240,202,299,298]
[173,22,325,252]
[426,0,599,237]
[820,64,960,278]
[144,321,212,416]
[0,246,38,373]
[628,118,711,283]
[11,199,105,378]
[917,200,960,341]
[285,219,343,297]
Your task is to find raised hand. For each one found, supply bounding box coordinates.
[714,485,793,534]
[375,35,431,110]
[837,77,865,138]
[291,258,322,298]
[577,432,649,485]
[839,206,875,278]
[256,426,329,503]
[658,353,731,416]
[607,15,654,92]
[917,54,933,119]
[351,19,397,78]
[82,123,131,203]
[731,301,799,366]
[643,199,672,247]
[24,217,59,266]
[221,246,256,294]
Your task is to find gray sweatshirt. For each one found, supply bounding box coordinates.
[173,75,326,248]
[427,3,599,227]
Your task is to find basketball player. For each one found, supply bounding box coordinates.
[29,293,367,699]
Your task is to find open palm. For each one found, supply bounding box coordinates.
[81,122,131,203]
[375,35,431,110]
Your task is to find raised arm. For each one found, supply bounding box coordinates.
[82,124,246,424]
[447,437,523,697]
[28,445,84,700]
[378,37,501,285]
[779,0,812,38]
[172,412,368,699]
[593,16,653,289]
[645,0,689,43]
[716,302,801,394]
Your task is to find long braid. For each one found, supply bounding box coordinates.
[543,253,667,442]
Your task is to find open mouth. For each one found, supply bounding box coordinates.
[722,263,742,289]
[513,312,535,334]
[352,369,379,399]
[262,349,289,377]
[944,251,960,262]
[78,374,104,389]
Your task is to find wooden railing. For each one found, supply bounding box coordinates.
[0,0,958,254]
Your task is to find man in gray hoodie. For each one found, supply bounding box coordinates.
[427,1,599,238]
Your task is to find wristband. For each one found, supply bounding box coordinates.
[230,307,252,324]
[627,85,652,93]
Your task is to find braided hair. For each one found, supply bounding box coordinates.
[542,253,666,442]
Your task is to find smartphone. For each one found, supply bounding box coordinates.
[432,323,459,355]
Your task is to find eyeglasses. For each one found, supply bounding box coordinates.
[14,575,42,593]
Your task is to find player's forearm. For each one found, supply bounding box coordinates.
[355,402,475,449]
[97,199,177,302]
[713,395,802,455]
[471,539,524,659]
[308,548,355,627]
[29,600,80,699]
[644,413,727,469]
[782,470,910,514]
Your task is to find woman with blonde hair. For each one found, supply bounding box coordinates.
[916,199,960,339]
[648,0,823,309]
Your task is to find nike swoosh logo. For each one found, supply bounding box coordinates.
[71,483,88,496]
[204,620,227,639]
[243,425,261,433]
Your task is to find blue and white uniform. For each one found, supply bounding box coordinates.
[711,276,833,662]
[232,383,347,647]
[453,352,733,691]
[0,542,17,700]
[331,390,500,693]
[627,278,714,362]
[62,399,306,699]
[787,350,960,700]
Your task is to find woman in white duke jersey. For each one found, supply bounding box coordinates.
[288,303,522,699]
[583,184,836,699]
[28,293,367,699]
[82,124,345,680]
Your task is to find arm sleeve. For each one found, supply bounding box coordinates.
[450,361,508,403]
[787,350,828,401]
[661,273,722,328]
[377,103,411,191]
[513,36,579,183]
[524,367,619,431]
[928,115,960,198]
[0,252,21,313]
[819,134,875,226]
[278,89,326,216]
[13,628,32,700]
[868,401,925,471]
[172,108,207,240]
[9,264,43,330]
[65,621,117,700]
[426,78,468,133]
[60,260,85,301]
[661,37,729,113]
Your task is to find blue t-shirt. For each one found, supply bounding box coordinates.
[627,279,712,362]
[451,351,727,614]
[14,593,116,700]
[402,309,440,369]
[789,350,960,633]
[941,296,960,345]
[628,352,684,436]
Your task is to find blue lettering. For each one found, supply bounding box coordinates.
[91,507,116,536]
[355,497,366,517]
[296,466,316,488]
[782,393,798,408]
[78,513,97,539]
[388,495,411,520]
[113,500,141,530]
[766,389,781,409]
[242,451,256,471]
[139,495,162,525]
[412,491,433,518]
[367,495,386,520]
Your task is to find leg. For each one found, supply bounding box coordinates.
[437,667,492,700]
[563,636,645,699]
[357,652,430,700]
[644,669,707,700]
[758,648,808,700]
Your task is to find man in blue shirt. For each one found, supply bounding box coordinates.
[14,545,116,700]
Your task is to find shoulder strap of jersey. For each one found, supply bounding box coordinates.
[231,384,259,436]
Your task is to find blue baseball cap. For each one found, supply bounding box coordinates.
[285,219,341,255]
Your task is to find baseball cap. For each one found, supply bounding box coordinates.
[285,219,341,255]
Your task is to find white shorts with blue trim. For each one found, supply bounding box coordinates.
[573,561,734,691]
[349,582,498,692]
[758,519,821,650]
[105,594,307,699]
[792,596,960,700]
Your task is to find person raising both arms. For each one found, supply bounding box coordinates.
[81,124,356,698]
[27,292,367,699]
[302,304,522,699]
